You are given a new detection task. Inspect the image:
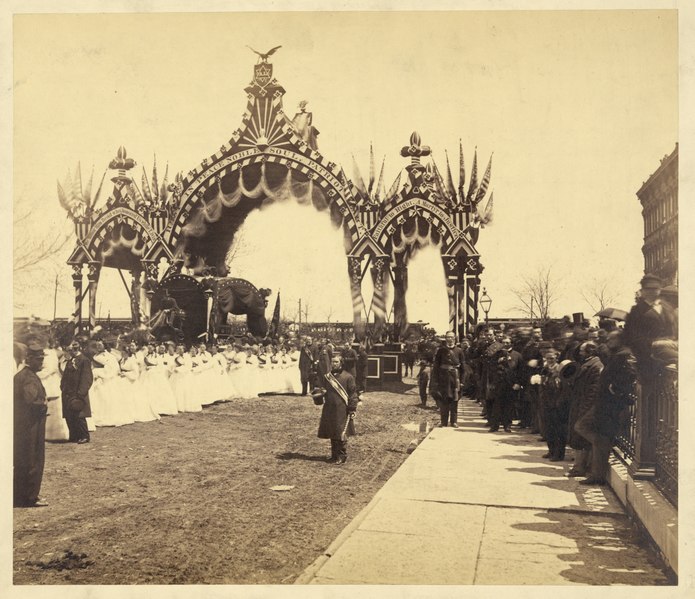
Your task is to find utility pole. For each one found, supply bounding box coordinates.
[298,298,302,328]
[53,274,59,321]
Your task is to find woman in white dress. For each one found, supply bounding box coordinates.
[89,341,108,427]
[223,344,239,399]
[245,346,261,398]
[257,349,269,394]
[280,347,294,394]
[40,343,70,441]
[120,342,160,423]
[232,346,249,399]
[170,344,196,413]
[143,344,179,416]
[93,342,131,426]
[210,344,231,402]
[196,343,217,406]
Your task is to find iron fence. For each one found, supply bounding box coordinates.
[613,364,678,507]
[655,365,678,506]
[614,398,637,464]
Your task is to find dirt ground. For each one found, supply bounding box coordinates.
[13,379,439,585]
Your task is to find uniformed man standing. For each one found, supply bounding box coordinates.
[316,355,359,464]
[14,342,49,507]
[432,331,465,428]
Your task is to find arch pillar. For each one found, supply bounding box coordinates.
[442,253,482,339]
[391,254,409,341]
[131,268,143,326]
[369,255,391,339]
[71,264,83,337]
[86,261,101,332]
[347,256,367,341]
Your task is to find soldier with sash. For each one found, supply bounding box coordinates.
[315,355,358,464]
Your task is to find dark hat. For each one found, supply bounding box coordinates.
[26,341,45,356]
[640,273,663,289]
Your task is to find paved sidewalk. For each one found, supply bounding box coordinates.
[296,399,673,585]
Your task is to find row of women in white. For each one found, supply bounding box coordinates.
[37,341,302,440]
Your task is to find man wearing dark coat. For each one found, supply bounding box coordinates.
[432,331,465,428]
[481,330,502,423]
[540,350,566,461]
[487,337,522,432]
[520,328,544,432]
[576,331,638,485]
[624,273,677,405]
[60,339,94,444]
[298,336,319,396]
[567,342,603,477]
[14,342,49,507]
[317,355,359,464]
[341,342,358,378]
[355,342,368,394]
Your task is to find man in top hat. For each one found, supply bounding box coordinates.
[14,341,49,507]
[624,274,677,380]
[60,339,94,444]
[316,354,359,464]
[432,331,465,428]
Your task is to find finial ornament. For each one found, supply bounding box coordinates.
[246,45,282,63]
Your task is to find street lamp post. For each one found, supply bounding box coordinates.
[479,288,492,324]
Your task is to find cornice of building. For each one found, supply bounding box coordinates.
[637,143,678,200]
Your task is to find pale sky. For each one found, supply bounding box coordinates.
[12,9,678,332]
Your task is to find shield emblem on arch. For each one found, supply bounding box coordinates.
[254,63,273,86]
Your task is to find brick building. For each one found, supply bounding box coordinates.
[637,144,678,285]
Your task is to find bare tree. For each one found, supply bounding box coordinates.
[14,202,74,312]
[511,266,560,323]
[14,207,73,275]
[580,277,618,315]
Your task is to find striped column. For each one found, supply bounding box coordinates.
[466,275,481,334]
[87,262,101,333]
[392,262,408,341]
[447,284,457,335]
[369,256,389,338]
[71,264,83,337]
[348,257,367,340]
[131,269,142,326]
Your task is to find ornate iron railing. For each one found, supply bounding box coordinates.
[613,364,678,507]
[655,365,678,506]
[614,398,637,463]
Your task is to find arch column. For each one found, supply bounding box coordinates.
[392,255,409,341]
[369,255,391,339]
[442,253,482,339]
[86,261,101,332]
[347,256,367,341]
[71,264,83,337]
[131,268,143,326]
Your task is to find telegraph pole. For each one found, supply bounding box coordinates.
[53,274,59,321]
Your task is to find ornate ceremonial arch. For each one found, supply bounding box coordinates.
[60,50,494,341]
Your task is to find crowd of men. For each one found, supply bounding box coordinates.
[416,273,677,486]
